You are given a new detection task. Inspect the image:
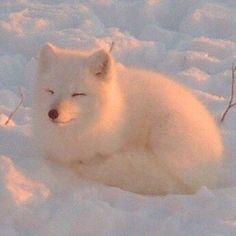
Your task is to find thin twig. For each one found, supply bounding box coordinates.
[221,64,236,122]
[5,89,24,125]
[109,41,115,53]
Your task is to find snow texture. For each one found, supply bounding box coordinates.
[0,0,236,235]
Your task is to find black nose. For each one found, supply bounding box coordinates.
[48,109,59,120]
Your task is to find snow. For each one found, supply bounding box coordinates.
[0,0,236,235]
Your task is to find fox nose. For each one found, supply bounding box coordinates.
[48,109,59,120]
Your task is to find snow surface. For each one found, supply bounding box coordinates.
[0,0,236,235]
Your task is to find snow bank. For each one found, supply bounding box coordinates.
[180,2,236,39]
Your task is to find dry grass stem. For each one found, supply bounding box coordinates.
[221,64,236,122]
[5,89,24,125]
[109,41,115,53]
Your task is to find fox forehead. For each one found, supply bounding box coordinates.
[41,71,92,95]
[51,53,90,77]
[38,43,113,91]
[40,55,91,85]
[39,58,99,96]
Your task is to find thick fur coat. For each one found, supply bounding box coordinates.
[33,43,223,195]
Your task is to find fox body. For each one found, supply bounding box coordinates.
[33,43,223,195]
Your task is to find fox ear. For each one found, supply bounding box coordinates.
[88,49,112,79]
[38,43,57,73]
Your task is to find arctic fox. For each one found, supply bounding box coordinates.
[33,43,223,195]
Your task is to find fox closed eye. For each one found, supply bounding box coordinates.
[95,72,102,76]
[45,89,54,95]
[72,93,87,97]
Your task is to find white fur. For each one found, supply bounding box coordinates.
[33,43,224,195]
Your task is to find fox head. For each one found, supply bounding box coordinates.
[34,43,116,130]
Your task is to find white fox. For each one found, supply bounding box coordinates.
[33,43,223,195]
